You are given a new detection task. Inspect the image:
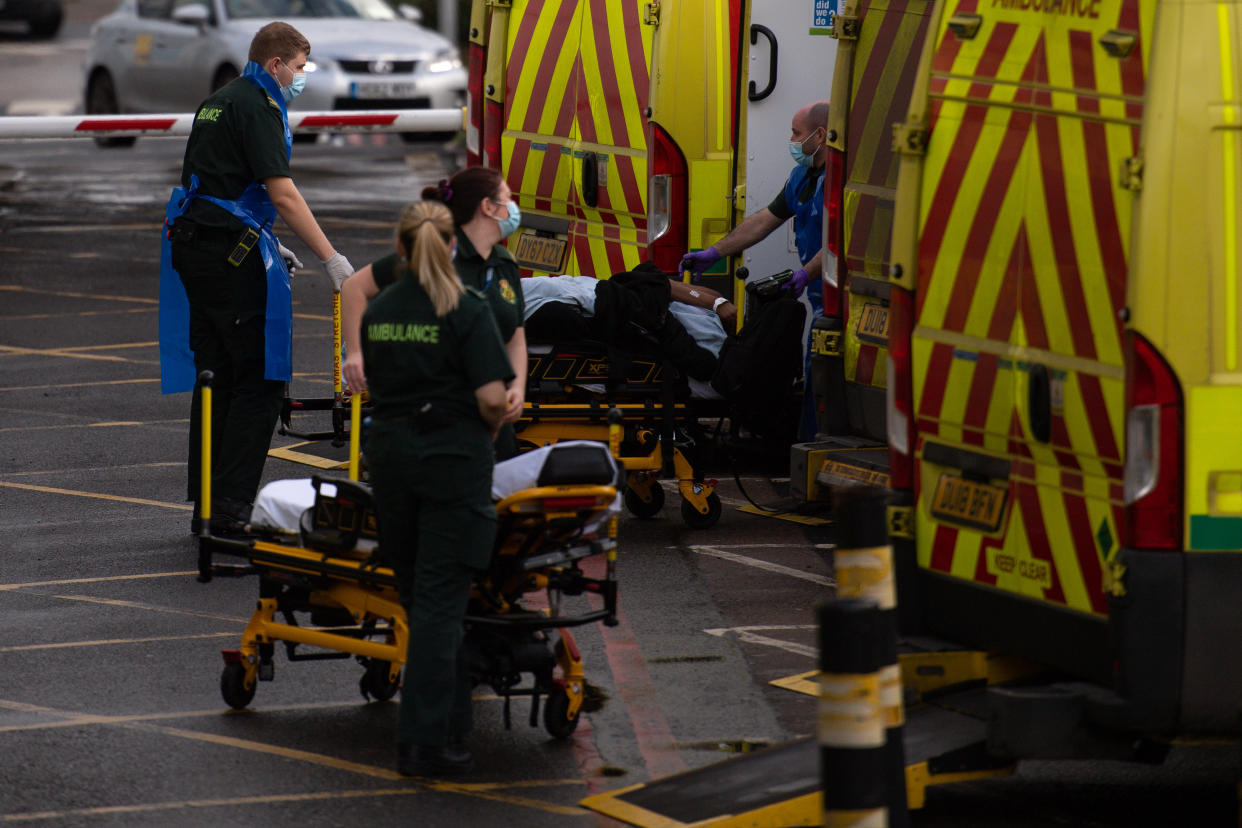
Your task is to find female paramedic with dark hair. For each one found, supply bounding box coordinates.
[360,200,513,777]
[341,167,526,458]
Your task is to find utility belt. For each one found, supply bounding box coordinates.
[167,219,262,267]
[375,402,457,433]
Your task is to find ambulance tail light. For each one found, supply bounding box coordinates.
[465,40,484,166]
[647,121,688,272]
[822,147,845,318]
[1123,332,1183,550]
[887,286,916,490]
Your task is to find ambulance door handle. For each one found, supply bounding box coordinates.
[581,151,599,208]
[1028,363,1052,443]
[749,24,777,101]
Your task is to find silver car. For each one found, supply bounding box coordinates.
[82,0,465,146]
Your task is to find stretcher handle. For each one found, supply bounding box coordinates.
[349,391,362,482]
[198,370,214,530]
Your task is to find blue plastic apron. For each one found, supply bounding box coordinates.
[158,62,294,394]
[783,163,826,438]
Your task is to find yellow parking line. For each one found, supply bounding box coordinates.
[0,631,236,654]
[0,285,156,304]
[0,571,196,590]
[0,378,161,392]
[1,308,153,322]
[2,461,182,478]
[0,344,142,364]
[0,420,183,434]
[12,592,245,624]
[0,480,191,510]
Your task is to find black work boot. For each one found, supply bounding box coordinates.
[397,743,475,777]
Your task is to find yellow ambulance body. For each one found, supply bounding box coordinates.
[466,0,747,282]
[888,0,1242,731]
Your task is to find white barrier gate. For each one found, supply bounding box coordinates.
[0,108,465,139]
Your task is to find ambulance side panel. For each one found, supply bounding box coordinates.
[831,0,934,441]
[899,0,1153,683]
[1120,0,1242,732]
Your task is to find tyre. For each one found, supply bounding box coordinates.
[359,658,399,701]
[86,72,136,148]
[680,492,722,530]
[28,1,62,38]
[623,481,665,519]
[220,662,256,710]
[543,687,579,740]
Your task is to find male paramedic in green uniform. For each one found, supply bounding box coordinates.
[361,201,513,776]
[160,22,354,534]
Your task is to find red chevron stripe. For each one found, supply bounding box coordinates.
[1116,0,1145,146]
[856,343,879,385]
[614,148,645,219]
[508,137,532,207]
[587,1,637,150]
[917,341,955,420]
[850,1,906,152]
[1062,485,1108,614]
[961,352,999,447]
[1077,372,1121,463]
[1008,410,1033,459]
[1051,418,1082,470]
[1016,482,1067,604]
[519,0,577,135]
[930,523,959,572]
[603,239,626,278]
[619,0,650,114]
[987,232,1019,341]
[1014,225,1050,349]
[974,535,1002,586]
[506,0,544,107]
[943,33,1041,334]
[931,0,978,74]
[1032,88,1097,361]
[846,195,877,275]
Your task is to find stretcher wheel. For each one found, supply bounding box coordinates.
[544,688,579,740]
[220,662,256,710]
[680,493,722,530]
[624,482,665,518]
[359,658,399,702]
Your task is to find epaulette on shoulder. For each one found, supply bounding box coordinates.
[265,94,281,111]
[464,286,486,300]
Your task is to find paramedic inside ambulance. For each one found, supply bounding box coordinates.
[679,99,829,437]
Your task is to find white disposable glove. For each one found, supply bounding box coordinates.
[322,252,354,293]
[277,243,303,274]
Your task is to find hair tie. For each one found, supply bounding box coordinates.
[438,179,453,203]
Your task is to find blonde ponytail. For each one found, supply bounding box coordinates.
[396,201,463,317]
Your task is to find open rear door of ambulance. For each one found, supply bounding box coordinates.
[889,0,1151,682]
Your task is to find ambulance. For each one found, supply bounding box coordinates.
[887,0,1242,737]
[463,0,839,292]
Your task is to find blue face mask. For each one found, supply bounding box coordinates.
[788,128,822,167]
[495,199,521,238]
[281,72,307,102]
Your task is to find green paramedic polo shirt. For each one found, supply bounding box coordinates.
[361,277,514,433]
[179,77,292,233]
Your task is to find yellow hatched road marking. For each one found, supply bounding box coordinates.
[0,480,191,510]
[0,284,155,304]
[0,571,196,590]
[1220,3,1238,371]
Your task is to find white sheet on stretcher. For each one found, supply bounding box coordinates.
[251,441,622,536]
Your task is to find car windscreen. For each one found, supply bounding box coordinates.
[226,0,397,19]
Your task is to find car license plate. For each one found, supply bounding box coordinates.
[930,474,1008,533]
[350,82,418,99]
[855,302,890,345]
[514,232,567,272]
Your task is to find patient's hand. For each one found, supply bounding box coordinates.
[343,352,367,393]
[716,300,738,332]
[503,386,524,424]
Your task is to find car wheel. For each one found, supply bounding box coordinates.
[211,65,239,92]
[28,1,62,38]
[86,71,136,148]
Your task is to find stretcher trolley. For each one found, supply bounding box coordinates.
[520,342,727,530]
[195,374,622,740]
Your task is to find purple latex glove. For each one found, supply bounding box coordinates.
[781,268,812,297]
[679,245,721,281]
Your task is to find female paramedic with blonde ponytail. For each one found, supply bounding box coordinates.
[360,201,513,777]
[342,168,527,459]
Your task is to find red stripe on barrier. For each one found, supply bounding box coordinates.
[296,114,398,127]
[74,118,176,132]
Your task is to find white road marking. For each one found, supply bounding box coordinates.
[689,545,835,586]
[703,625,818,659]
[6,98,76,116]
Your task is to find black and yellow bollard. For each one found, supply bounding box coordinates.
[833,484,908,827]
[819,598,887,827]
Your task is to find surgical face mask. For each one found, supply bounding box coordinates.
[494,199,521,238]
[281,71,307,102]
[788,128,822,167]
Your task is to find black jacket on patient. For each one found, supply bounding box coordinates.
[524,263,717,382]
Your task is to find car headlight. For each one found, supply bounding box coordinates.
[427,49,461,73]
